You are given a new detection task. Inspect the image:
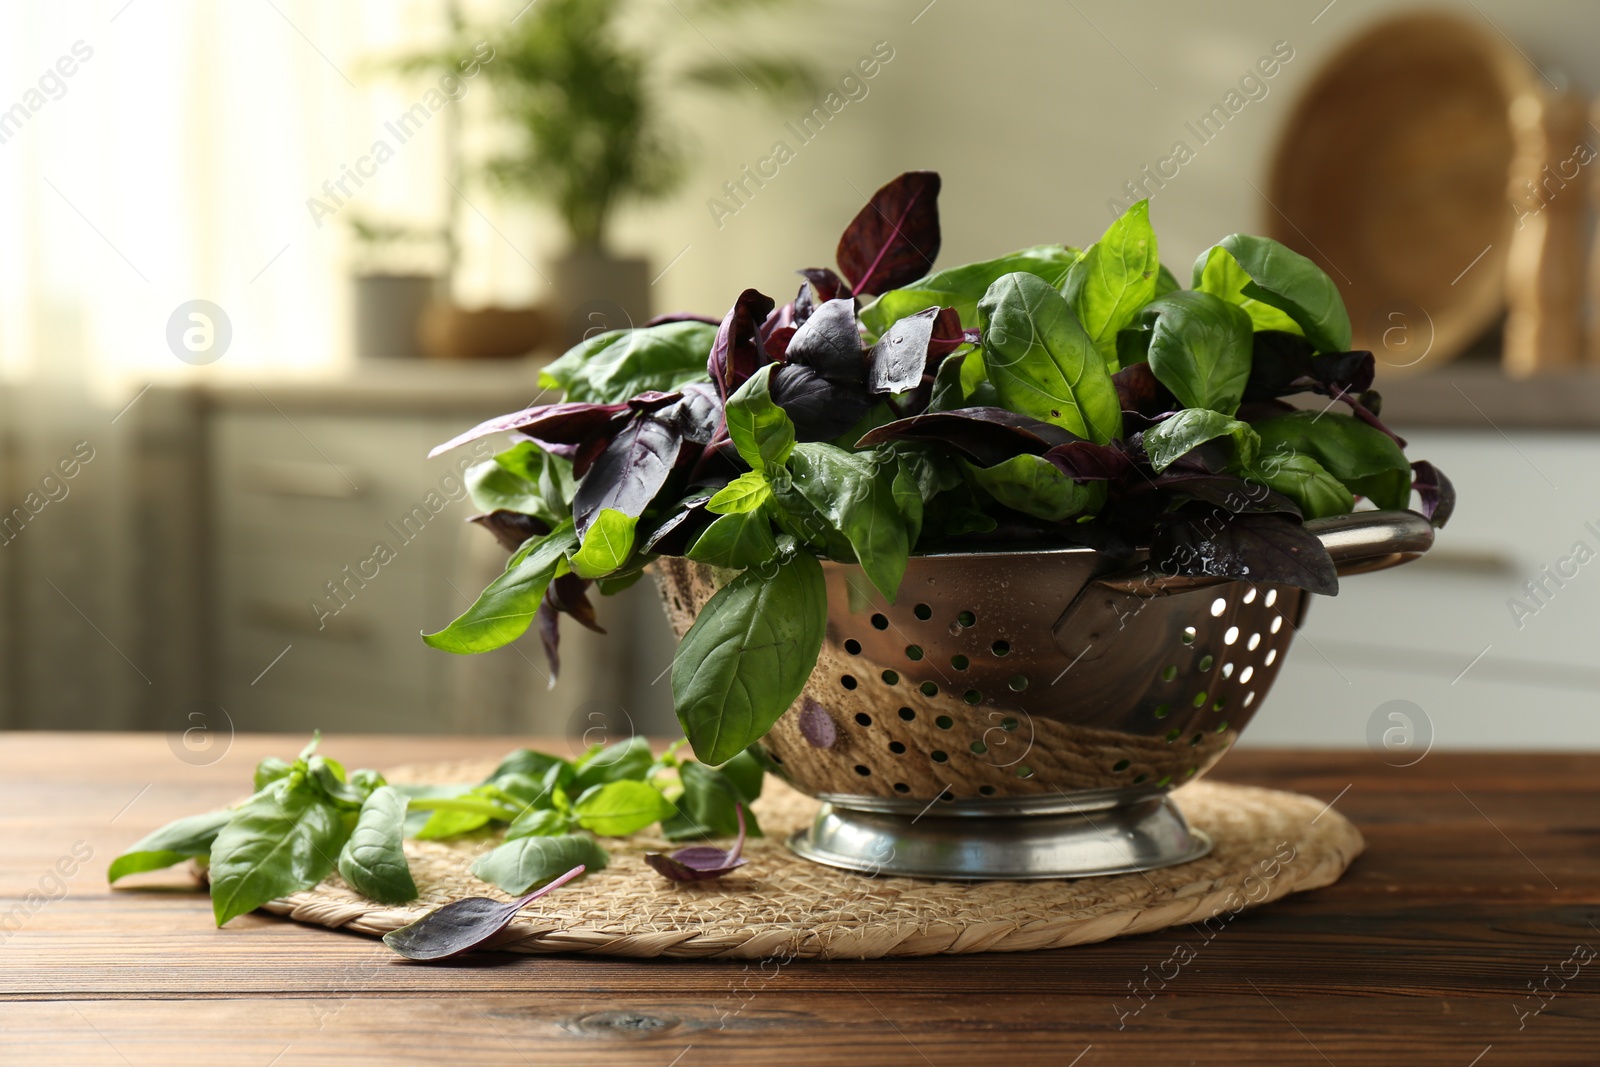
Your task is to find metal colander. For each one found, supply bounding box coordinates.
[655,510,1433,880]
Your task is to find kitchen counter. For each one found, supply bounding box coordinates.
[4,733,1598,1064]
[1375,361,1600,430]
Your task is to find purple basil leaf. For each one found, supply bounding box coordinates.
[785,298,865,384]
[571,415,683,538]
[924,307,968,362]
[429,402,629,459]
[535,596,562,689]
[856,407,1080,467]
[1411,460,1455,528]
[643,495,714,555]
[655,382,722,446]
[836,171,942,297]
[548,572,603,634]
[1041,441,1134,482]
[868,307,938,394]
[1155,475,1302,518]
[644,312,719,327]
[1151,510,1338,596]
[1112,362,1178,422]
[708,289,776,398]
[768,363,874,441]
[645,805,748,882]
[382,864,588,961]
[763,324,797,362]
[798,267,848,306]
[470,510,552,553]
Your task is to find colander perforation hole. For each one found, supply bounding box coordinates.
[970,740,987,754]
[1113,759,1130,772]
[1198,654,1214,671]
[1161,665,1177,681]
[1239,665,1255,684]
[1132,772,1147,784]
[1015,765,1034,779]
[881,669,899,685]
[931,750,948,763]
[1265,649,1278,665]
[1210,597,1227,617]
[1224,626,1239,645]
[951,654,969,670]
[1216,720,1229,732]
[1243,588,1257,604]
[1165,728,1181,742]
[913,603,932,620]
[962,689,982,705]
[935,715,953,729]
[871,613,889,630]
[1271,616,1283,634]
[1265,589,1278,607]
[840,675,858,690]
[888,740,906,754]
[854,712,872,727]
[1182,626,1196,645]
[957,610,977,627]
[1222,662,1234,678]
[845,639,862,655]
[1244,691,1257,707]
[898,707,915,721]
[991,640,1010,657]
[906,644,924,661]
[853,764,871,776]
[1192,691,1208,707]
[920,681,939,697]
[1008,675,1029,692]
[1248,632,1261,650]
[978,785,996,797]
[893,782,910,793]
[1153,703,1171,719]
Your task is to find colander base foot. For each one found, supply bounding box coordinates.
[787,794,1212,881]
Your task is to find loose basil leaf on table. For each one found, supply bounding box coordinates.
[1191,235,1351,354]
[977,271,1123,445]
[470,833,610,896]
[571,780,676,837]
[662,759,765,842]
[422,522,579,653]
[505,807,573,841]
[336,786,417,905]
[482,748,569,785]
[209,779,348,927]
[1062,198,1159,371]
[570,736,654,793]
[648,804,750,882]
[672,550,827,766]
[384,864,590,961]
[253,757,292,793]
[1141,290,1253,416]
[108,809,234,883]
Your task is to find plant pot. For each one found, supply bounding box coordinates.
[550,245,651,350]
[353,274,437,360]
[417,304,549,361]
[654,511,1434,881]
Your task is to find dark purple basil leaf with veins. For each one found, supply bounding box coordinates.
[1112,362,1177,421]
[763,324,796,362]
[382,864,588,961]
[1041,441,1134,483]
[470,510,551,553]
[644,312,719,327]
[857,407,1079,467]
[868,307,939,394]
[836,171,942,296]
[643,495,713,555]
[1411,460,1455,527]
[571,415,683,538]
[924,307,969,362]
[655,382,722,446]
[429,401,628,458]
[798,267,847,305]
[768,363,874,441]
[708,288,776,398]
[1151,510,1338,596]
[645,805,749,882]
[785,298,865,384]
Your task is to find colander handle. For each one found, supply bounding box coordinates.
[1094,509,1436,595]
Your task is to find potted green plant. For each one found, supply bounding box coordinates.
[422,171,1452,878]
[391,0,816,348]
[347,215,448,361]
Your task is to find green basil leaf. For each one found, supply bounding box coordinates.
[469,833,610,895]
[965,453,1106,521]
[253,757,292,793]
[858,244,1080,337]
[1249,450,1354,519]
[336,786,417,905]
[977,272,1123,444]
[569,508,636,579]
[422,521,578,652]
[1191,235,1351,353]
[890,455,925,546]
[1154,263,1181,296]
[571,736,654,792]
[1142,290,1253,415]
[926,350,969,412]
[308,756,368,809]
[661,760,765,842]
[686,510,780,570]
[706,470,771,515]
[495,441,576,519]
[672,550,827,765]
[1141,408,1260,473]
[466,460,545,518]
[1192,245,1303,336]
[505,807,573,840]
[725,364,796,471]
[413,786,516,839]
[539,321,717,403]
[572,780,676,837]
[1062,199,1159,370]
[1252,411,1411,509]
[108,809,233,883]
[786,442,910,599]
[482,749,569,785]
[209,780,347,927]
[716,750,766,804]
[487,772,554,808]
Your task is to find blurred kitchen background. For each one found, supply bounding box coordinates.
[2,0,1597,750]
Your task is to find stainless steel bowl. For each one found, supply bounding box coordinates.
[655,510,1433,880]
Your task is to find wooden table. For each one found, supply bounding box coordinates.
[3,733,1597,1065]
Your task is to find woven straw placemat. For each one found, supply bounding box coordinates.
[259,760,1362,959]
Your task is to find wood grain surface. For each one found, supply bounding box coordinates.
[3,733,1599,1065]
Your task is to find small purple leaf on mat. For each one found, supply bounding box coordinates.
[382,864,588,961]
[645,805,749,882]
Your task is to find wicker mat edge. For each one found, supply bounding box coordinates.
[259,765,1364,960]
